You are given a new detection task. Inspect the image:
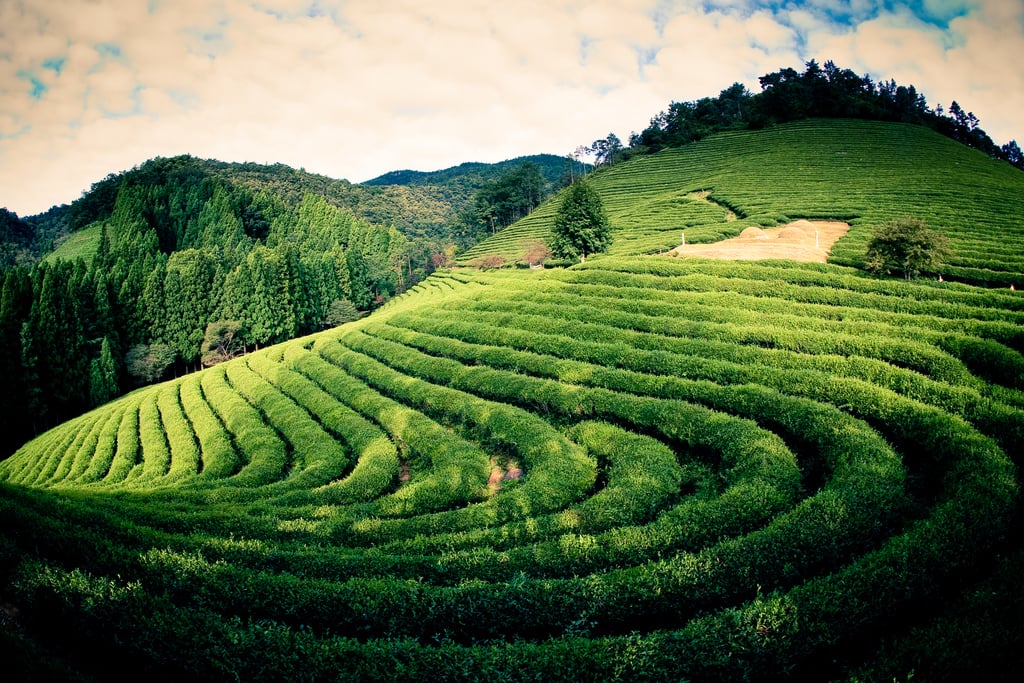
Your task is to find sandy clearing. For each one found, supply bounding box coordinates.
[668,219,850,263]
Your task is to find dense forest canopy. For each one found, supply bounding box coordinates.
[0,158,410,457]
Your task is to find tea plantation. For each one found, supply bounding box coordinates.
[2,119,1022,681]
[459,119,1024,287]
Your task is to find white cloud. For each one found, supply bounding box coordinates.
[0,0,1022,216]
[807,0,1024,145]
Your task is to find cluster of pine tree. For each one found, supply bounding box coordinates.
[0,157,411,457]
[619,60,1022,169]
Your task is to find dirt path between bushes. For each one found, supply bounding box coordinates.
[667,219,850,262]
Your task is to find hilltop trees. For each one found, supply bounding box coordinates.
[588,133,624,166]
[550,179,611,264]
[865,217,949,279]
[629,60,1023,169]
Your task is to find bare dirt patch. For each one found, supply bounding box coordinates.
[669,219,850,263]
[487,458,523,495]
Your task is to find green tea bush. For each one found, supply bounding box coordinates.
[201,366,287,486]
[157,381,201,481]
[179,373,239,479]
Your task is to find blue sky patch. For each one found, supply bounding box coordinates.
[687,1,976,31]
[578,35,594,66]
[42,57,67,75]
[167,88,199,110]
[17,70,47,99]
[634,46,658,79]
[911,0,975,26]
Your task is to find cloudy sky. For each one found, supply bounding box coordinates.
[2,0,1022,216]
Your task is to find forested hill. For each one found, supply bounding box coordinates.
[614,60,1023,169]
[27,153,570,257]
[0,150,574,458]
[0,208,37,268]
[363,154,570,187]
[0,156,421,459]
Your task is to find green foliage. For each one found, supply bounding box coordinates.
[461,162,549,244]
[0,208,39,267]
[864,216,950,279]
[550,179,612,263]
[630,60,1018,167]
[42,222,103,265]
[125,342,175,385]
[325,298,360,327]
[88,337,119,407]
[200,320,245,367]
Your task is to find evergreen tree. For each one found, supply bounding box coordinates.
[162,249,222,364]
[198,185,248,251]
[88,336,120,407]
[94,222,113,271]
[219,258,255,342]
[0,268,33,455]
[91,271,116,345]
[550,179,612,264]
[21,261,88,426]
[246,246,293,347]
[110,183,160,258]
[140,261,167,342]
[282,244,315,334]
[346,249,372,310]
[325,298,360,327]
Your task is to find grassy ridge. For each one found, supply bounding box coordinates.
[1,120,1023,681]
[459,119,1024,287]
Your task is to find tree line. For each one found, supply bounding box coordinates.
[452,161,557,247]
[587,60,1022,170]
[0,157,416,458]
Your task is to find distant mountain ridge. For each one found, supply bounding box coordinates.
[362,154,574,187]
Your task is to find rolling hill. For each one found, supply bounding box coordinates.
[459,119,1024,288]
[1,118,1022,681]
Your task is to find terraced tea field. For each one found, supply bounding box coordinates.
[459,119,1024,287]
[2,251,1022,679]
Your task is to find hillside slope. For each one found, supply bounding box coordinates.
[1,120,1022,681]
[459,119,1024,287]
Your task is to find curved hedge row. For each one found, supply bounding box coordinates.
[0,257,1020,681]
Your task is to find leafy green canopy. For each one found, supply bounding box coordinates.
[550,180,611,263]
[865,217,950,279]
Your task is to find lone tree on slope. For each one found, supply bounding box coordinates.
[550,179,611,264]
[864,217,949,280]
